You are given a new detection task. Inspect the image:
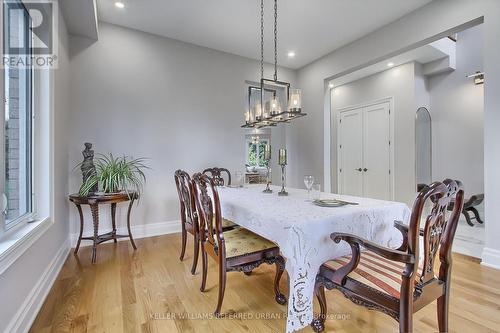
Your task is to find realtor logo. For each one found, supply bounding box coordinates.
[3,0,58,68]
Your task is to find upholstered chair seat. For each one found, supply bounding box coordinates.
[323,251,424,299]
[222,228,278,258]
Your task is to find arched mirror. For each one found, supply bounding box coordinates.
[415,107,432,192]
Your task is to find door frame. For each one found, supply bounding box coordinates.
[336,97,395,200]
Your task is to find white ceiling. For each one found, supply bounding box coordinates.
[96,0,434,69]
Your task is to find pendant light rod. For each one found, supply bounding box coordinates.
[260,0,264,82]
[274,0,278,81]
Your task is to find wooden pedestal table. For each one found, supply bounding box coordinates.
[69,192,138,264]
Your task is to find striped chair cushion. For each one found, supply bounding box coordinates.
[323,251,422,298]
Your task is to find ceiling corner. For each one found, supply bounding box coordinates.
[60,0,99,40]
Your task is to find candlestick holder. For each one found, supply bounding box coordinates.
[263,160,273,193]
[278,164,288,196]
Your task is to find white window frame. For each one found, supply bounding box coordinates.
[1,0,36,233]
[245,137,270,168]
[0,0,54,275]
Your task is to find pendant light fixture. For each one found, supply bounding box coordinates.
[242,0,306,129]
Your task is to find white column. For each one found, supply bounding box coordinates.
[481,1,500,268]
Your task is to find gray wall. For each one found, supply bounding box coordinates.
[330,62,417,205]
[0,7,70,332]
[68,23,296,235]
[292,0,500,266]
[429,25,484,195]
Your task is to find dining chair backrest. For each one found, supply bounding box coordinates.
[191,172,226,258]
[407,179,464,287]
[203,167,231,186]
[174,170,197,230]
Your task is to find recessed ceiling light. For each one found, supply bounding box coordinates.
[115,2,125,9]
[287,51,296,58]
[387,62,394,67]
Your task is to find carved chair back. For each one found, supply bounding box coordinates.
[174,170,198,233]
[202,167,231,186]
[191,173,226,260]
[407,179,464,289]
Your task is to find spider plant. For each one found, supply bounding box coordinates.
[78,154,149,198]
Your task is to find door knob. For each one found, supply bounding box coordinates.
[356,168,362,172]
[363,168,368,172]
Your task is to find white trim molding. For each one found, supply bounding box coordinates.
[4,237,70,333]
[481,247,500,270]
[0,218,53,275]
[70,220,181,247]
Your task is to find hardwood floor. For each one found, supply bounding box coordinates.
[30,233,500,333]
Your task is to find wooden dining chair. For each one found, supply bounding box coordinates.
[174,170,237,275]
[191,173,287,316]
[202,167,231,186]
[174,170,202,275]
[311,179,464,333]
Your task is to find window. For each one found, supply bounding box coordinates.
[2,0,33,230]
[246,139,269,168]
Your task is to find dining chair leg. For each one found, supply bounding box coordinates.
[470,207,484,224]
[180,228,187,261]
[399,279,414,333]
[398,306,413,333]
[200,243,208,292]
[191,234,199,275]
[437,293,450,332]
[462,210,474,226]
[274,256,287,305]
[215,263,227,317]
[311,282,327,333]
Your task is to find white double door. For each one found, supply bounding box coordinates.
[338,101,392,200]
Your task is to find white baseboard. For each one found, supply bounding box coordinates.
[70,220,181,247]
[481,247,500,270]
[5,238,70,333]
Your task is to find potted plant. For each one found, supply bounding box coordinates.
[77,153,149,198]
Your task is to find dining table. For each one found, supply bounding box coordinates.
[218,184,410,333]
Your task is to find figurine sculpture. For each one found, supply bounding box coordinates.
[81,143,98,194]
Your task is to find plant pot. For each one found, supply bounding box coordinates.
[95,190,125,196]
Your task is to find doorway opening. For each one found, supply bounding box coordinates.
[329,23,485,258]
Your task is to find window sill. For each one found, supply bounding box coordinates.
[0,217,52,275]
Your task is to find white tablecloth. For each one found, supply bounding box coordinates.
[218,185,410,333]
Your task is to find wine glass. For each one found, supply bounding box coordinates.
[304,175,315,201]
[312,183,321,201]
[235,171,243,187]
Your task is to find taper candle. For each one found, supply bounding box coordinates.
[278,148,287,165]
[264,144,271,160]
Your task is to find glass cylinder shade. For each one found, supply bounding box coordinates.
[264,100,270,119]
[250,105,257,123]
[255,101,263,121]
[288,89,302,112]
[270,96,281,115]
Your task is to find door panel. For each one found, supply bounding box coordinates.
[363,102,391,200]
[339,109,363,196]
